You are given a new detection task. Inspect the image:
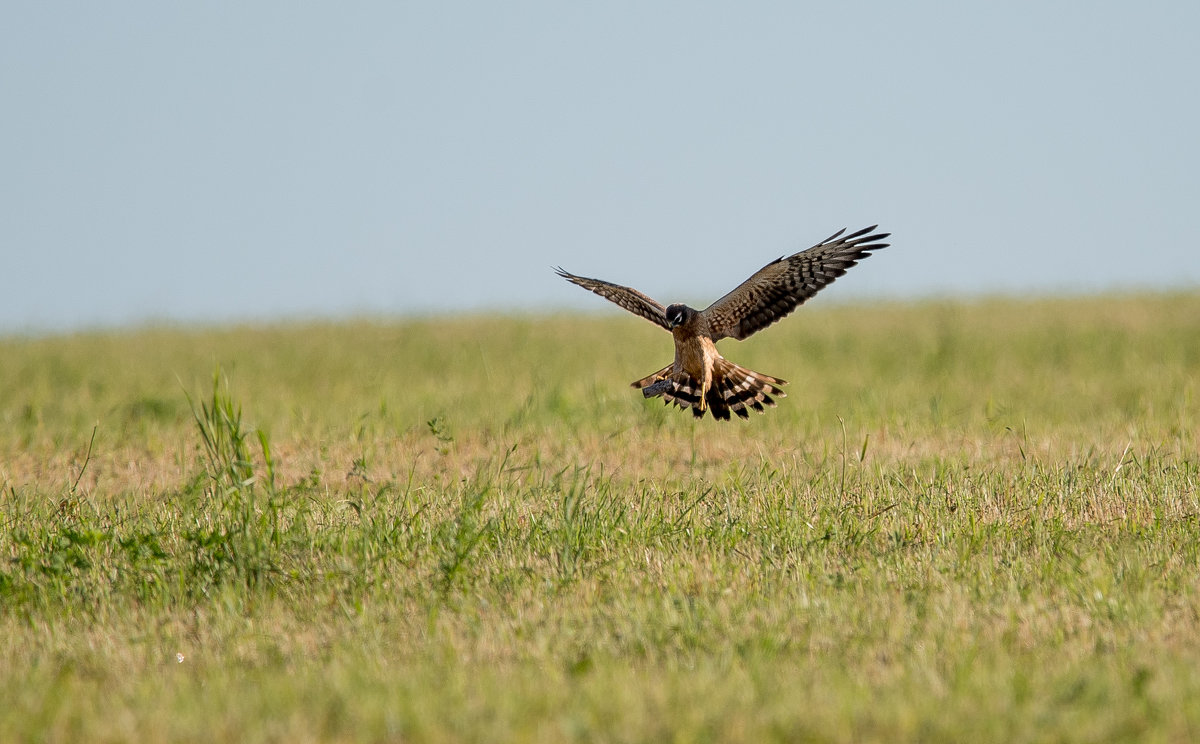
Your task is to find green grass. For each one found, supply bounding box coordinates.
[2,293,1200,742]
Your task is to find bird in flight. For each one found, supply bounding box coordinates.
[556,225,889,420]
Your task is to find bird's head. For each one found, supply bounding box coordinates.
[665,304,694,329]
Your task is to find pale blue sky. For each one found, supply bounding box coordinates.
[3,2,1198,331]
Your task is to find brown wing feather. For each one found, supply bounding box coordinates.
[701,226,890,341]
[555,267,671,331]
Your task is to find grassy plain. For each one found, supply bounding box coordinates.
[2,293,1200,742]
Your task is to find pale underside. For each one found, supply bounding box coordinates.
[675,330,720,395]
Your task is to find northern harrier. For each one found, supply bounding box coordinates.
[556,225,889,420]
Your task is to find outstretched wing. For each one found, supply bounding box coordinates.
[702,225,890,341]
[555,267,671,331]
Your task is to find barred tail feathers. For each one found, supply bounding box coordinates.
[632,360,786,420]
[709,358,786,419]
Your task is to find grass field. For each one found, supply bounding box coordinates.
[2,293,1200,742]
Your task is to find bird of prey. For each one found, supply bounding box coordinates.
[556,225,889,420]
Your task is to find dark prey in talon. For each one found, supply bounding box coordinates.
[556,225,890,420]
